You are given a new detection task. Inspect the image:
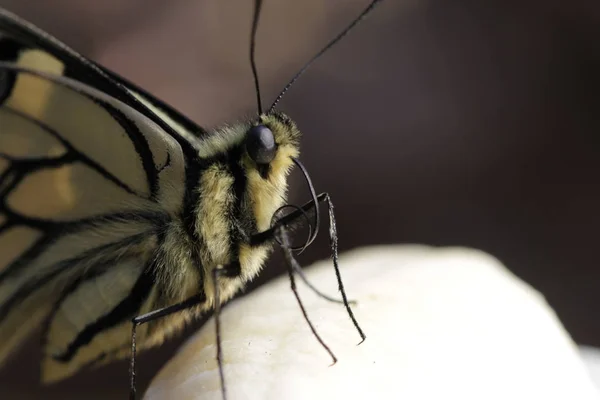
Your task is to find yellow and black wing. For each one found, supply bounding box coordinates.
[0,8,206,383]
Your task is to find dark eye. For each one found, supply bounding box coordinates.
[246,125,276,165]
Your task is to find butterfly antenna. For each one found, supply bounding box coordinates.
[250,0,264,115]
[268,0,383,113]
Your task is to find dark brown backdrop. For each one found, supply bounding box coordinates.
[0,0,599,398]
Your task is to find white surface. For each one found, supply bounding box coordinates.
[145,245,599,400]
[579,345,600,394]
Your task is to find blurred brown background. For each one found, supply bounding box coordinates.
[0,0,599,398]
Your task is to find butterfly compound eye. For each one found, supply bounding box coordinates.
[246,125,276,164]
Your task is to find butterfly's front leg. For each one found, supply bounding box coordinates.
[247,192,366,370]
[252,192,365,344]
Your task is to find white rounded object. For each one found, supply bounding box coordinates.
[145,245,598,400]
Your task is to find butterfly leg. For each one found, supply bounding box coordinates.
[292,260,355,305]
[319,193,366,344]
[256,192,366,344]
[129,293,206,400]
[212,265,228,400]
[277,226,337,365]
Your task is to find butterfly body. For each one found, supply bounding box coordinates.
[0,2,382,397]
[0,7,300,383]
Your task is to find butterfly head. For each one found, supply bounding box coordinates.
[241,112,320,254]
[242,112,300,179]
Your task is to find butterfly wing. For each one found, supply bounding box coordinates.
[0,7,208,147]
[0,7,215,381]
[0,7,215,382]
[0,64,206,386]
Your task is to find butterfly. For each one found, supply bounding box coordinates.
[0,1,382,398]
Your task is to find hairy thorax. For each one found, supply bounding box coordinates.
[159,112,300,310]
